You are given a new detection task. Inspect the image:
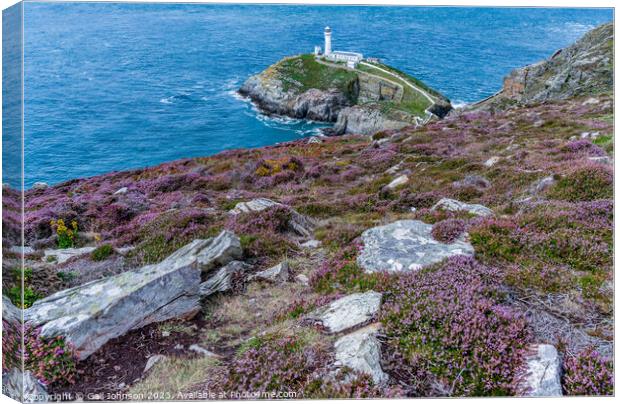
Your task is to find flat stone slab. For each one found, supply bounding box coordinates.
[334,323,388,385]
[249,261,289,283]
[357,220,474,273]
[25,230,241,360]
[431,198,493,217]
[521,344,562,397]
[43,246,97,264]
[307,291,382,334]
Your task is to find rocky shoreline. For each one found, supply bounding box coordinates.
[238,54,452,136]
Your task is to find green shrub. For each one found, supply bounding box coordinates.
[91,244,114,261]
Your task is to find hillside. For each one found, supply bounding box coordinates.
[472,22,613,111]
[239,54,452,135]
[2,22,614,400]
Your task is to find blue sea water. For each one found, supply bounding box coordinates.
[15,3,613,187]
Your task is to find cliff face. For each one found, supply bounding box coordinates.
[239,54,452,135]
[473,22,613,110]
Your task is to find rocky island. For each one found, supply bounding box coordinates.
[2,23,614,400]
[239,28,452,135]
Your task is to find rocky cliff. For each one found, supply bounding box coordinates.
[472,22,613,110]
[239,54,452,135]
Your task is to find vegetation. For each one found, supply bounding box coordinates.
[563,347,613,396]
[91,244,114,261]
[380,256,531,396]
[50,218,78,248]
[276,54,358,101]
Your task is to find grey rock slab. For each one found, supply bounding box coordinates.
[199,261,250,297]
[521,344,562,397]
[2,369,48,402]
[357,220,474,273]
[113,186,128,195]
[249,261,289,283]
[484,156,501,167]
[164,230,243,274]
[229,198,279,215]
[307,291,382,334]
[386,175,408,190]
[333,323,388,385]
[301,239,321,249]
[431,198,493,217]
[22,234,240,359]
[43,246,97,264]
[9,245,35,255]
[2,295,21,325]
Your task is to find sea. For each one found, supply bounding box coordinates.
[5,3,614,187]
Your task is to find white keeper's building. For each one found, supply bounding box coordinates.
[315,26,363,68]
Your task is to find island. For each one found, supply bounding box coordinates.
[239,27,452,135]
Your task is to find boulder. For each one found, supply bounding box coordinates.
[199,261,250,297]
[24,231,241,359]
[307,291,382,334]
[229,198,315,238]
[31,182,48,191]
[385,175,408,190]
[2,369,48,402]
[530,176,556,195]
[164,230,242,273]
[2,295,21,325]
[249,261,289,283]
[521,344,562,397]
[9,245,35,255]
[431,198,493,217]
[452,175,490,190]
[333,323,388,385]
[484,156,500,167]
[301,239,321,249]
[43,246,97,264]
[357,220,474,273]
[113,186,128,195]
[295,274,310,286]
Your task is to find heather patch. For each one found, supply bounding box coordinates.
[129,209,221,265]
[2,322,77,386]
[431,219,466,243]
[562,347,613,396]
[310,244,393,294]
[213,331,391,398]
[546,163,613,201]
[380,256,531,396]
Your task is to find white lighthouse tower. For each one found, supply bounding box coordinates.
[324,26,332,56]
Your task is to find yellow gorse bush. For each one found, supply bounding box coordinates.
[50,218,78,248]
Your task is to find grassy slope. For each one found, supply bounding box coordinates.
[356,62,432,117]
[273,54,443,117]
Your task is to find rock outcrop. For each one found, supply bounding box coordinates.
[357,220,474,273]
[521,344,562,397]
[43,246,96,264]
[239,68,351,122]
[249,261,290,283]
[239,54,451,136]
[24,231,242,359]
[431,198,493,217]
[472,22,612,110]
[333,323,388,385]
[199,260,251,297]
[2,369,48,402]
[307,291,382,334]
[331,105,412,136]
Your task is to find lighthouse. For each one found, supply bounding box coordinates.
[324,26,332,56]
